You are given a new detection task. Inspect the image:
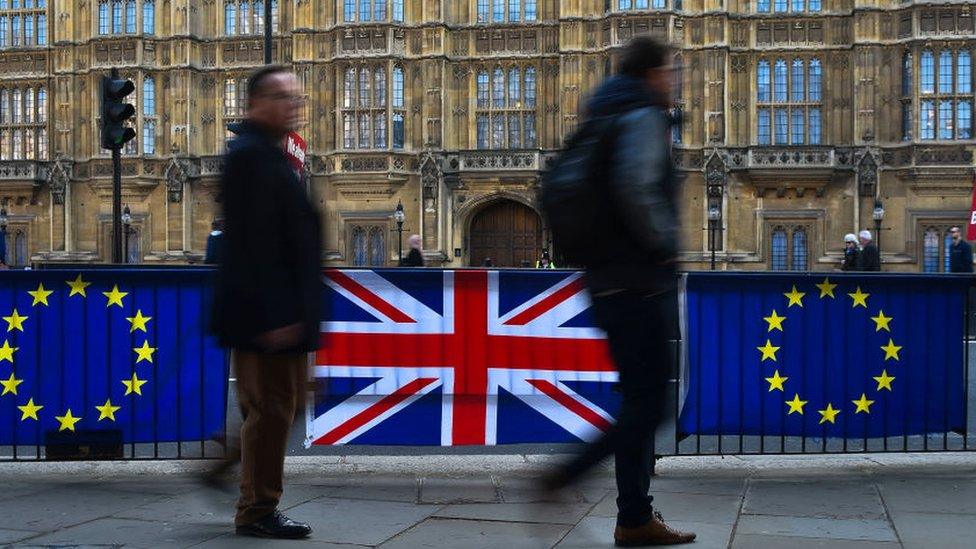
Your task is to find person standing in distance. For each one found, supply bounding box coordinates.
[841,233,859,271]
[949,226,974,273]
[856,230,881,271]
[542,37,695,546]
[211,65,321,540]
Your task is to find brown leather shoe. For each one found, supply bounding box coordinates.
[614,511,696,547]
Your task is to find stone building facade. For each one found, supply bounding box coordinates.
[0,0,973,271]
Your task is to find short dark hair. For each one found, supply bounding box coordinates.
[246,64,290,106]
[618,36,671,78]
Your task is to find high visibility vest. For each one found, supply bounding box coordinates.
[535,260,556,269]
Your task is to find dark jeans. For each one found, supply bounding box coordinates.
[556,289,672,528]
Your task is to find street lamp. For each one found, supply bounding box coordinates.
[394,200,405,265]
[872,199,885,254]
[121,205,132,264]
[0,207,7,265]
[707,205,721,270]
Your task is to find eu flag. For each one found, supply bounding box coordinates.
[0,270,228,446]
[679,273,969,438]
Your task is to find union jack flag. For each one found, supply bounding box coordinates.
[306,269,619,446]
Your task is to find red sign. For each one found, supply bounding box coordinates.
[968,172,976,241]
[284,131,307,174]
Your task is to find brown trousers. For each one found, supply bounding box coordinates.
[232,350,308,526]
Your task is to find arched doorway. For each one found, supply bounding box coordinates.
[469,200,542,267]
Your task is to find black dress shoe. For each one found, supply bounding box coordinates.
[236,511,312,539]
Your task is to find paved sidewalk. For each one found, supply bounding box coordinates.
[0,456,973,548]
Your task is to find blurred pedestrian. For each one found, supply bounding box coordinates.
[856,230,881,271]
[205,218,224,265]
[535,249,556,269]
[484,257,493,267]
[949,226,973,273]
[540,36,694,546]
[400,234,424,267]
[209,65,320,540]
[841,233,859,271]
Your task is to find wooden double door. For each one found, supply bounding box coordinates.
[469,200,542,268]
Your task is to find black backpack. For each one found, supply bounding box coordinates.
[540,115,619,267]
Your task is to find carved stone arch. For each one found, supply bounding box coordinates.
[419,152,441,209]
[704,150,727,190]
[461,193,544,268]
[456,190,540,230]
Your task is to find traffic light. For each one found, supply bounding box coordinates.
[100,74,136,150]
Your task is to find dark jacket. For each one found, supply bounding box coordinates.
[212,120,323,353]
[401,248,424,267]
[857,242,881,272]
[950,239,974,273]
[842,246,858,271]
[582,75,679,293]
[204,231,223,265]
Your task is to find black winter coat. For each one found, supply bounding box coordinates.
[856,242,881,272]
[211,121,323,353]
[949,240,974,273]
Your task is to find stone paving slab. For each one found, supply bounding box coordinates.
[887,510,976,549]
[554,516,732,549]
[17,517,226,548]
[433,502,595,525]
[419,476,499,504]
[877,476,976,515]
[589,491,743,525]
[0,528,35,545]
[378,517,570,549]
[743,479,886,519]
[730,534,902,548]
[193,535,364,549]
[283,497,440,546]
[0,486,164,532]
[734,515,899,543]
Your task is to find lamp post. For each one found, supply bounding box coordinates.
[121,205,132,264]
[394,200,405,265]
[707,205,721,270]
[0,207,7,265]
[872,199,885,254]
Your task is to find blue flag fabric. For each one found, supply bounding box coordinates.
[0,270,228,445]
[679,273,969,438]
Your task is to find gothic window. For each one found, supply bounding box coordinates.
[143,0,154,34]
[769,224,810,271]
[618,0,662,9]
[756,58,823,145]
[350,225,387,267]
[475,66,537,149]
[224,1,278,35]
[917,49,974,140]
[344,0,400,22]
[223,77,247,140]
[0,0,44,47]
[340,64,404,150]
[0,84,46,160]
[759,0,819,12]
[96,0,153,36]
[921,225,959,273]
[142,76,156,155]
[478,0,535,23]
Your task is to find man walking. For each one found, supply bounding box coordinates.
[543,37,695,546]
[949,226,974,273]
[856,230,881,271]
[212,65,321,539]
[400,234,424,266]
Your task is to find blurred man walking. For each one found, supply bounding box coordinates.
[211,65,321,539]
[541,36,695,547]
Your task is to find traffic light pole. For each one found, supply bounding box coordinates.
[264,0,272,64]
[110,68,123,264]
